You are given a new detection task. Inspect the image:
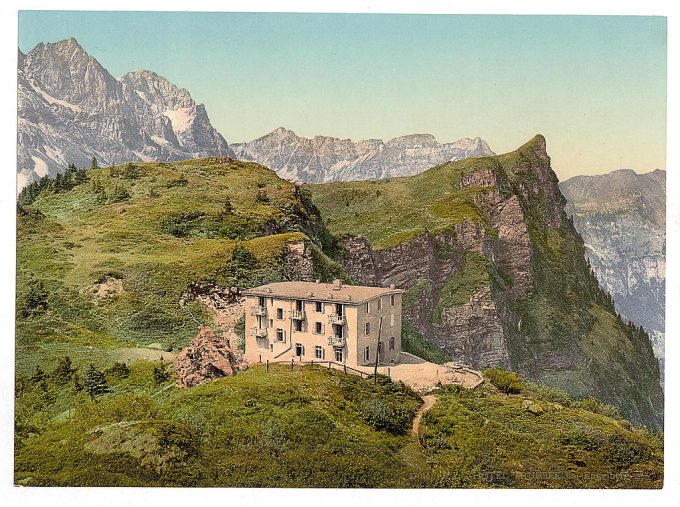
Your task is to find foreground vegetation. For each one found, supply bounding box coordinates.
[15,364,662,487]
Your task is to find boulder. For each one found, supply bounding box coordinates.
[175,327,247,388]
[521,399,545,415]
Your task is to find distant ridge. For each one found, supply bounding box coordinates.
[231,127,494,183]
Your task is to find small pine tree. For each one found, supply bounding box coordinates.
[223,196,234,214]
[83,364,108,400]
[91,156,99,170]
[51,356,75,385]
[153,360,171,386]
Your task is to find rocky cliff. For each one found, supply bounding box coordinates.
[309,136,663,429]
[231,127,494,183]
[560,169,665,378]
[17,38,233,189]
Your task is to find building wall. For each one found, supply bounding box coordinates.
[355,293,402,366]
[244,293,402,367]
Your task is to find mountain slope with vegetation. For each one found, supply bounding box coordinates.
[15,364,662,487]
[16,156,345,375]
[308,136,663,429]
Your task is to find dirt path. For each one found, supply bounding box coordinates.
[412,394,438,435]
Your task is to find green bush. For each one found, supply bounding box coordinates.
[360,398,412,435]
[483,368,524,394]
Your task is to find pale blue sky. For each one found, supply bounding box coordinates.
[19,12,666,179]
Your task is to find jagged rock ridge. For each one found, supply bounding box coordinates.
[17,38,233,189]
[560,169,665,377]
[231,127,494,183]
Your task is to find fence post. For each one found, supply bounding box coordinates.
[266,360,269,373]
[328,361,331,369]
[388,367,391,378]
[291,358,294,370]
[311,359,314,367]
[344,364,347,374]
[259,354,262,363]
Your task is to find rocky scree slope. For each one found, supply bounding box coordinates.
[560,169,665,374]
[231,127,494,183]
[17,38,232,189]
[308,136,663,429]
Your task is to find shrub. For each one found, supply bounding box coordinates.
[483,368,524,394]
[360,398,412,435]
[605,434,651,470]
[104,362,131,382]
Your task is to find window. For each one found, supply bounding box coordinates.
[315,322,323,334]
[389,337,395,351]
[269,319,273,327]
[315,301,323,313]
[365,322,371,335]
[390,294,395,306]
[295,300,304,311]
[315,346,324,359]
[365,302,370,313]
[258,296,265,306]
[335,347,343,362]
[276,329,285,342]
[364,346,370,362]
[295,343,304,357]
[377,298,382,310]
[294,320,302,332]
[336,303,343,316]
[276,308,283,320]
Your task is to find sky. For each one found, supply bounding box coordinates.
[18,11,667,180]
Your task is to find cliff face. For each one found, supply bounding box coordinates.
[311,136,663,428]
[560,169,665,377]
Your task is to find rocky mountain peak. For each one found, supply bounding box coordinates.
[17,37,233,189]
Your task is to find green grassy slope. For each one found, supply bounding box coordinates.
[15,365,662,487]
[307,157,493,249]
[308,136,663,429]
[16,158,345,374]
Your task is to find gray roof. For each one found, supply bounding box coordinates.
[243,280,404,305]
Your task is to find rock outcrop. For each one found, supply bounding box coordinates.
[17,38,233,189]
[319,136,663,429]
[175,327,246,388]
[231,127,494,183]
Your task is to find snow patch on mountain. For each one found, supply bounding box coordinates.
[17,38,234,189]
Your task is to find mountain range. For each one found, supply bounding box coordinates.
[17,37,494,189]
[560,169,665,379]
[231,128,494,183]
[17,38,233,189]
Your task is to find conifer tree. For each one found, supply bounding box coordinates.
[83,364,108,400]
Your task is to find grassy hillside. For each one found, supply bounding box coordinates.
[16,157,345,375]
[307,157,493,249]
[15,364,662,487]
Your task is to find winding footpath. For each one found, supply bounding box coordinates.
[412,394,438,435]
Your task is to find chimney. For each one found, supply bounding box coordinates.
[333,279,342,290]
